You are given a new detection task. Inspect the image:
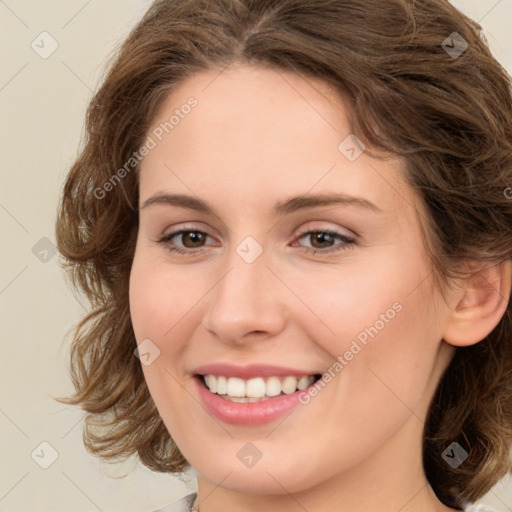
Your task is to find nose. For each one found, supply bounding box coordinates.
[201,246,287,346]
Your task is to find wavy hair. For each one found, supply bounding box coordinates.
[55,0,512,508]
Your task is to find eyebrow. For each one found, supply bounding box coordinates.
[140,192,382,215]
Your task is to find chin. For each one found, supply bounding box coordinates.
[193,453,328,495]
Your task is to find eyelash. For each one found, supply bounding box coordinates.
[156,226,356,256]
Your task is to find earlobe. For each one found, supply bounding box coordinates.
[442,259,512,347]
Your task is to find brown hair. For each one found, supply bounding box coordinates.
[55,0,512,508]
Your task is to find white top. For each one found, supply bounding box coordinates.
[150,491,197,512]
[149,492,501,512]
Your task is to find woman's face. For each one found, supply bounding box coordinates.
[129,64,456,497]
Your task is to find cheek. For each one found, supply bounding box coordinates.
[128,247,214,403]
[287,246,440,411]
[129,262,163,343]
[129,248,194,344]
[286,252,430,349]
[129,252,194,423]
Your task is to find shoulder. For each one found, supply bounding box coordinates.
[148,491,197,512]
[147,495,503,512]
[465,504,502,512]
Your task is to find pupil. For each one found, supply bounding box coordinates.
[184,232,204,247]
[312,232,333,248]
[181,232,335,249]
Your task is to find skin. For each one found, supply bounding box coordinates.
[129,63,511,512]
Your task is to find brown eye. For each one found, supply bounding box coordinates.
[308,232,337,249]
[293,229,356,255]
[157,229,213,254]
[179,231,207,248]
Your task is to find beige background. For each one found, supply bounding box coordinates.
[1,1,511,511]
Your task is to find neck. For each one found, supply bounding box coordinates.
[194,412,459,512]
[193,343,459,512]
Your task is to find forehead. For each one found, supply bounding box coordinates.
[146,64,350,160]
[139,63,417,221]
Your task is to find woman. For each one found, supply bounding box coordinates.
[55,1,512,511]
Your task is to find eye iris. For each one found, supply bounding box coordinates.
[182,231,205,248]
[310,232,334,248]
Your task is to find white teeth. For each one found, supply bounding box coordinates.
[223,396,271,403]
[297,375,312,390]
[208,375,217,393]
[246,377,266,397]
[265,376,282,397]
[226,377,245,397]
[216,375,227,395]
[282,376,298,394]
[203,374,316,399]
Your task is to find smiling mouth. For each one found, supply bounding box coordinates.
[198,374,323,402]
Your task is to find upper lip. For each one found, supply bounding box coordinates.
[193,363,321,379]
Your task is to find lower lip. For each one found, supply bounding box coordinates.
[194,376,314,426]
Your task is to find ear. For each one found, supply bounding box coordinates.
[442,259,512,347]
